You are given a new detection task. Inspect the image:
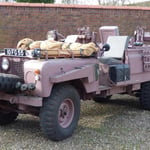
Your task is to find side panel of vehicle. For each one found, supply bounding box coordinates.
[24,58,99,97]
[117,47,150,86]
[96,47,150,96]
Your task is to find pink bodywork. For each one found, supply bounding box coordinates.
[24,58,99,97]
[0,26,150,114]
[1,45,150,110]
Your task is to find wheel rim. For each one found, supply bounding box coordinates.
[58,98,74,128]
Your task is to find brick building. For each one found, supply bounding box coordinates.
[0,3,150,48]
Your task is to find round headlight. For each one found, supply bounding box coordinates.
[2,58,9,71]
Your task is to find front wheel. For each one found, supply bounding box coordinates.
[40,84,80,141]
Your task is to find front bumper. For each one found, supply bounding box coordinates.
[0,73,35,93]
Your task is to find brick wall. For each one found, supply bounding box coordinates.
[0,3,150,48]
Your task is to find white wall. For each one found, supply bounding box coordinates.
[0,0,15,2]
[55,0,150,5]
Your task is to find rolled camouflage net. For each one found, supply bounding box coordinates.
[17,38,34,50]
[40,40,63,51]
[29,41,42,49]
[17,38,98,57]
[62,42,99,56]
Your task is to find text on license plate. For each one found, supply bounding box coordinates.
[4,49,26,56]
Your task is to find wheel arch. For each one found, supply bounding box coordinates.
[51,79,88,100]
[70,79,87,100]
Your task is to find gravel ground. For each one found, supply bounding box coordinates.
[0,94,150,150]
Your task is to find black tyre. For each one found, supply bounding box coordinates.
[93,96,111,103]
[0,112,18,125]
[40,84,80,141]
[0,73,23,93]
[140,82,150,110]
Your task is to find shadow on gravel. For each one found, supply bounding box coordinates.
[1,115,41,137]
[81,95,142,118]
[104,98,142,110]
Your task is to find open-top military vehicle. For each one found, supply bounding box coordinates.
[0,26,150,141]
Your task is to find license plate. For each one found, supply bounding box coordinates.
[4,48,26,56]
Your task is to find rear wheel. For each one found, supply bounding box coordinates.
[40,84,80,141]
[140,82,150,110]
[0,112,18,125]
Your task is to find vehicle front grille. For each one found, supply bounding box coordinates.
[11,59,25,79]
[0,56,31,79]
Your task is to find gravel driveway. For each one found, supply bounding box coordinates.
[0,94,150,150]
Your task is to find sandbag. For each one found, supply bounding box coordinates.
[17,38,34,50]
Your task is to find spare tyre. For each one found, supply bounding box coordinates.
[0,73,23,93]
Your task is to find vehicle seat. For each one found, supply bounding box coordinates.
[100,36,129,65]
[99,26,119,44]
